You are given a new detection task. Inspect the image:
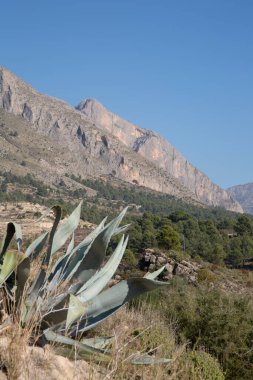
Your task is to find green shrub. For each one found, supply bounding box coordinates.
[186,350,225,380]
[197,268,217,284]
[123,248,137,266]
[158,281,253,380]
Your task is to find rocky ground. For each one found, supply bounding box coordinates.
[0,202,95,245]
[0,336,101,380]
[138,247,253,297]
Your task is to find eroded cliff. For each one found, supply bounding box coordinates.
[77,98,243,212]
[0,67,243,212]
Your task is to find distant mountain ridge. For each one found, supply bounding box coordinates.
[228,183,253,215]
[0,67,243,212]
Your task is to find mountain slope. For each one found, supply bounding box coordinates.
[228,183,253,215]
[77,98,242,212]
[0,67,242,212]
[0,67,198,202]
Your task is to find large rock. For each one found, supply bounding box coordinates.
[0,336,101,380]
[139,248,200,283]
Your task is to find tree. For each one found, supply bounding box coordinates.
[140,213,157,249]
[209,243,226,265]
[156,224,181,250]
[226,237,243,266]
[234,215,253,236]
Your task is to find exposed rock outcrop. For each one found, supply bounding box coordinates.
[0,67,199,202]
[77,99,242,212]
[0,67,243,212]
[227,183,253,215]
[0,336,101,380]
[139,248,201,283]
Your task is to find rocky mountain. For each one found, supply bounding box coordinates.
[227,183,253,215]
[0,67,242,212]
[77,98,242,212]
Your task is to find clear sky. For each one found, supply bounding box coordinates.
[1,0,253,189]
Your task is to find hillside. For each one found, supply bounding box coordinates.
[0,67,242,213]
[0,201,252,380]
[77,98,243,212]
[228,183,253,215]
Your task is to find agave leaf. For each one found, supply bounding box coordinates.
[72,216,107,251]
[22,203,72,325]
[46,232,75,286]
[25,204,80,311]
[70,277,168,335]
[34,206,58,222]
[43,206,62,266]
[0,224,15,259]
[65,294,86,330]
[77,235,127,291]
[80,336,113,351]
[59,241,92,285]
[25,206,62,309]
[76,235,128,303]
[13,222,22,251]
[66,233,75,255]
[68,208,128,293]
[42,266,62,297]
[0,223,23,285]
[42,229,100,318]
[55,217,108,287]
[43,329,109,362]
[64,236,128,326]
[130,355,172,365]
[40,294,70,329]
[0,250,25,285]
[144,266,166,280]
[51,201,82,258]
[0,222,22,258]
[25,232,48,261]
[16,257,30,303]
[43,277,167,334]
[114,223,131,236]
[102,207,128,246]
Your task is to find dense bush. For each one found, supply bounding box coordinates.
[126,211,253,267]
[185,350,225,380]
[140,279,253,380]
[197,268,217,284]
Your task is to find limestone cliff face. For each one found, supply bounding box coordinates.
[0,67,243,212]
[227,183,253,215]
[0,67,195,201]
[77,99,243,212]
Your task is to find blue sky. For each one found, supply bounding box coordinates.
[1,0,253,188]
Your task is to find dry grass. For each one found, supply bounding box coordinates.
[0,288,100,380]
[0,287,224,380]
[90,303,187,379]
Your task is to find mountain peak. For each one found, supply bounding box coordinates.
[77,98,104,109]
[0,66,30,86]
[0,68,244,213]
[76,98,107,118]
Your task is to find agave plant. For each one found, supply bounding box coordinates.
[0,202,167,361]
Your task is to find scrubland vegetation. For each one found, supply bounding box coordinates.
[1,172,253,379]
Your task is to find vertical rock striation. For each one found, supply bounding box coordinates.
[0,67,243,212]
[227,183,253,215]
[77,99,243,212]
